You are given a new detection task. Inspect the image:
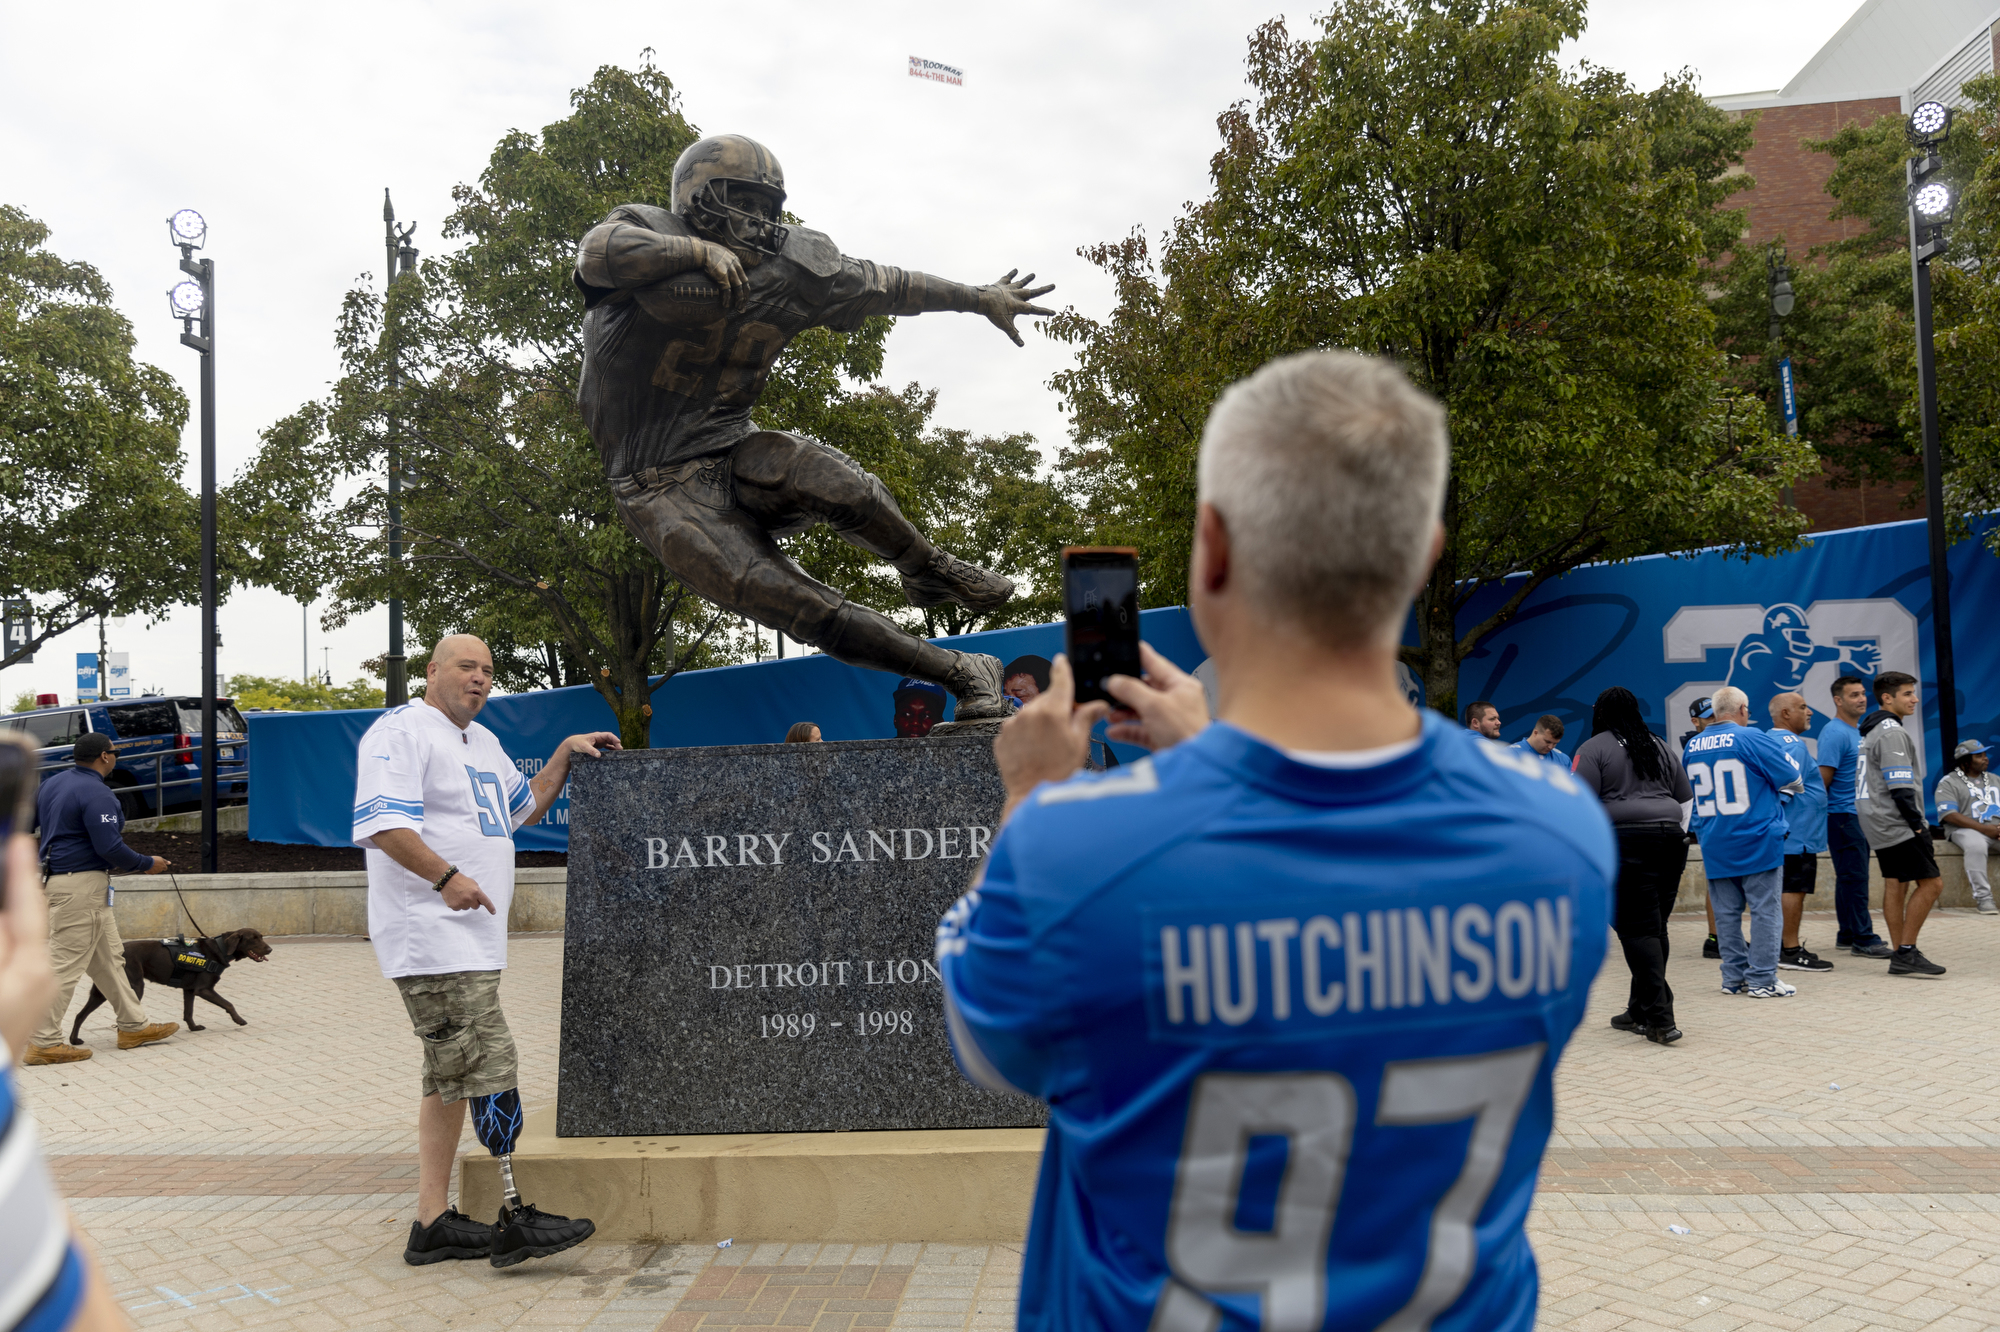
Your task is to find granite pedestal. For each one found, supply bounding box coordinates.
[558,736,1046,1138]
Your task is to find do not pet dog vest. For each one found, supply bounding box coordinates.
[163,936,228,979]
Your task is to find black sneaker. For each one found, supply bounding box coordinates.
[1702,935,1721,960]
[403,1208,494,1265]
[1887,948,1946,977]
[490,1202,595,1268]
[1646,1025,1684,1045]
[1778,946,1834,972]
[1849,940,1893,958]
[1610,1011,1641,1033]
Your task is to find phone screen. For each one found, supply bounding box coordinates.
[1063,548,1141,704]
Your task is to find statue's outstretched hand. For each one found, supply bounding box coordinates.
[977,269,1056,346]
[696,239,748,309]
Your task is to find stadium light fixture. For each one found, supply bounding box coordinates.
[167,278,205,319]
[1908,100,1953,146]
[1914,180,1954,221]
[167,208,207,249]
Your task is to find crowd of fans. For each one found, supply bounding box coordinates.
[1470,669,1981,1045]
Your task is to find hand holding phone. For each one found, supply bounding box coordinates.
[1103,642,1213,752]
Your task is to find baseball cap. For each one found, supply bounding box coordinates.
[1955,739,1988,758]
[73,733,115,762]
[892,677,947,706]
[1689,697,1714,721]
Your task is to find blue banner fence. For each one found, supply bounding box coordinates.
[249,515,1997,849]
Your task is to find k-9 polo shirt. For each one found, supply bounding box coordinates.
[938,715,1614,1332]
[352,701,533,979]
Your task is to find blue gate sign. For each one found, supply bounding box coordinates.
[1779,355,1798,437]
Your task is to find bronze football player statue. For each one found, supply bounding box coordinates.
[573,134,1053,721]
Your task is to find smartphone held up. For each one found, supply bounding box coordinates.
[1062,547,1141,704]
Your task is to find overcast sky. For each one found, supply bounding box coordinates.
[0,0,1857,703]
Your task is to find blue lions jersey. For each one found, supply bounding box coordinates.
[1683,722,1804,877]
[1768,729,1827,854]
[938,715,1614,1332]
[1509,739,1570,769]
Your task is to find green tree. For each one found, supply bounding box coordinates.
[0,206,202,668]
[10,690,38,713]
[1046,1,1815,718]
[227,673,384,711]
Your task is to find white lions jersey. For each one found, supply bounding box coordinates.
[353,701,534,978]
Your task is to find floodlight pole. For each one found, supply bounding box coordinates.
[1908,153,1958,764]
[178,243,218,874]
[384,192,412,704]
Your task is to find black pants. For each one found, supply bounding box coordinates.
[1613,823,1690,1030]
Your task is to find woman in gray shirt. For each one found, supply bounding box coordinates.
[1572,687,1694,1044]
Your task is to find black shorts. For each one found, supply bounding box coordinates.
[1875,837,1940,884]
[1782,852,1818,895]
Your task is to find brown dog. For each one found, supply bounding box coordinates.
[68,929,275,1041]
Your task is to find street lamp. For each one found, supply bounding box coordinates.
[1767,247,1798,450]
[166,209,220,874]
[381,189,418,707]
[1905,99,1960,762]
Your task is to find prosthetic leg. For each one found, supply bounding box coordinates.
[470,1088,526,1208]
[470,1089,596,1267]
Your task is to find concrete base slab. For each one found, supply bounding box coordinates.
[458,1107,1042,1243]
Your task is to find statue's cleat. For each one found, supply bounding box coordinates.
[490,1202,595,1268]
[901,550,1015,613]
[942,652,1010,721]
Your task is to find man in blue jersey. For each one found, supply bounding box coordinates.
[1818,675,1890,956]
[1768,692,1833,972]
[1685,686,1806,998]
[937,351,1614,1332]
[1511,715,1568,768]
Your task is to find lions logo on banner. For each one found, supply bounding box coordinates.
[1664,599,1908,763]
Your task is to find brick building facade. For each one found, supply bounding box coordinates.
[1710,1,2000,530]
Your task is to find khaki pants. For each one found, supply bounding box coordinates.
[34,871,148,1047]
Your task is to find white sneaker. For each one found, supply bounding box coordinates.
[1745,980,1798,998]
[1976,899,1998,915]
[1720,982,1746,995]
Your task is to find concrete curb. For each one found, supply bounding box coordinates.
[106,868,568,937]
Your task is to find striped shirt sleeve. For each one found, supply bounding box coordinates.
[0,1061,83,1332]
[353,720,426,847]
[505,765,534,828]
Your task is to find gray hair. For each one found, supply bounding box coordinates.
[1712,686,1749,719]
[1197,351,1448,643]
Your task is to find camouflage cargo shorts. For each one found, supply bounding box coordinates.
[392,970,518,1103]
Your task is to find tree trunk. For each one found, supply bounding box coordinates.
[1414,508,1462,724]
[1418,573,1460,725]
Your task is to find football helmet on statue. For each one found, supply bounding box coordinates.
[671,134,788,255]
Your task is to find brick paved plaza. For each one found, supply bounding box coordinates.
[23,913,2000,1330]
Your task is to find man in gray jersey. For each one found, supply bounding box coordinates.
[1934,739,2000,914]
[1857,671,1946,975]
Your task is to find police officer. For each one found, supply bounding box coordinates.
[22,732,178,1066]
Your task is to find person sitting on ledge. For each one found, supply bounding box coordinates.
[937,350,1613,1332]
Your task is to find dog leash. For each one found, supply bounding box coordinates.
[167,869,215,942]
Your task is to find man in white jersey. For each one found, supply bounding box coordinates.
[353,635,620,1268]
